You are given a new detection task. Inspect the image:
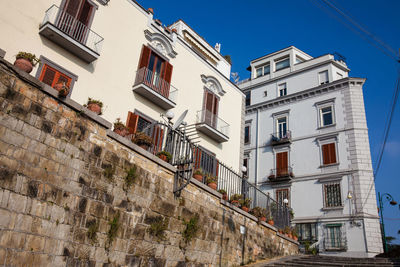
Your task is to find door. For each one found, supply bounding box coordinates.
[276,117,287,139]
[203,91,219,128]
[276,151,288,177]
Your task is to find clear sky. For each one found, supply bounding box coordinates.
[138,0,400,244]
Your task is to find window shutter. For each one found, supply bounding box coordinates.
[138,45,151,70]
[193,147,202,170]
[322,144,330,165]
[126,112,139,135]
[276,152,288,176]
[64,0,81,17]
[163,62,173,84]
[40,66,56,86]
[78,0,93,26]
[322,143,336,164]
[151,126,164,153]
[328,143,336,164]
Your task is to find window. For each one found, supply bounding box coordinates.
[264,91,268,97]
[278,83,287,97]
[193,146,218,177]
[296,223,318,242]
[244,125,250,144]
[276,116,288,139]
[203,90,219,129]
[319,70,329,85]
[276,188,289,206]
[320,106,334,127]
[245,91,251,106]
[325,224,346,250]
[138,45,173,98]
[275,57,290,71]
[321,143,337,165]
[276,151,288,177]
[324,182,342,207]
[256,64,270,78]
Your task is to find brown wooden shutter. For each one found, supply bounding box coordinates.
[276,152,288,176]
[64,0,81,16]
[328,143,336,164]
[126,112,139,135]
[78,0,93,26]
[193,147,202,170]
[40,66,56,86]
[138,45,151,70]
[322,143,336,165]
[151,126,164,153]
[163,62,173,84]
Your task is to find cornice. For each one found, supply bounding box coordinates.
[245,77,365,114]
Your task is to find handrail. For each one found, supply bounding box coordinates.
[196,109,230,137]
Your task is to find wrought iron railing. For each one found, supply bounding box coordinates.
[271,130,292,145]
[124,121,291,229]
[196,109,230,137]
[134,67,178,103]
[269,166,294,180]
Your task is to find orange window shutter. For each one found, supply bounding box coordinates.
[164,62,173,84]
[126,112,139,135]
[138,45,151,70]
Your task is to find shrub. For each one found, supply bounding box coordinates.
[182,214,199,243]
[16,52,40,66]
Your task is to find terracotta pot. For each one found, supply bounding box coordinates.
[193,174,203,182]
[241,206,249,213]
[231,200,240,207]
[207,182,217,190]
[113,127,128,137]
[267,220,274,226]
[87,103,101,115]
[288,234,293,239]
[54,82,70,97]
[278,230,283,234]
[158,154,168,162]
[14,58,33,73]
[259,217,266,222]
[294,236,298,241]
[222,194,228,201]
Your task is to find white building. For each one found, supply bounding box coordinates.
[239,46,383,257]
[0,0,245,173]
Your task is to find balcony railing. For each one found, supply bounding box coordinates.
[271,130,292,145]
[269,166,294,181]
[196,110,229,142]
[39,5,103,62]
[134,67,177,104]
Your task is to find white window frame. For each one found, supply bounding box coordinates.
[255,64,270,78]
[315,99,336,128]
[318,70,329,85]
[278,82,287,97]
[317,136,339,167]
[275,56,290,72]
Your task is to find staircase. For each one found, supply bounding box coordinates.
[263,255,400,266]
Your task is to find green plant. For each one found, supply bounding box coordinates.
[16,52,40,66]
[230,194,242,202]
[182,214,199,243]
[218,189,227,195]
[103,165,115,181]
[289,209,294,219]
[239,198,251,208]
[147,216,169,241]
[157,151,172,162]
[125,166,137,188]
[205,174,217,184]
[107,212,120,247]
[250,206,266,218]
[113,118,127,130]
[291,228,298,238]
[87,220,99,243]
[193,168,203,176]
[86,98,103,107]
[284,226,291,234]
[132,132,153,146]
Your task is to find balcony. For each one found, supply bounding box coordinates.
[196,110,229,143]
[271,130,292,145]
[39,5,104,63]
[268,167,294,182]
[132,67,177,110]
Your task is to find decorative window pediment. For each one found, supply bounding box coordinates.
[201,75,225,96]
[144,30,177,58]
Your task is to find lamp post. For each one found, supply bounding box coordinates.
[378,192,397,253]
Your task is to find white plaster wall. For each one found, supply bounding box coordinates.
[0,0,243,171]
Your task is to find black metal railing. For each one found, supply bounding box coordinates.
[269,166,294,181]
[271,130,291,145]
[122,121,291,229]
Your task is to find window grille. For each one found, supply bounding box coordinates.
[324,183,342,207]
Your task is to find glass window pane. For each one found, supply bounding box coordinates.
[256,68,262,77]
[276,58,290,71]
[264,65,270,75]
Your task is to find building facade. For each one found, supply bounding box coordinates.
[239,46,382,257]
[0,0,244,173]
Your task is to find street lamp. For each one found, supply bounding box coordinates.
[378,192,398,253]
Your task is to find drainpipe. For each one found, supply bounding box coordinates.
[255,109,259,186]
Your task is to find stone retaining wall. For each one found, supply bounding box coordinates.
[0,58,298,266]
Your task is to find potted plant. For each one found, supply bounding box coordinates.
[54,82,70,97]
[230,194,242,207]
[205,174,217,190]
[192,168,203,182]
[14,52,40,73]
[84,98,103,115]
[113,118,129,137]
[239,198,251,213]
[250,206,266,221]
[289,209,294,220]
[218,189,228,201]
[292,228,298,241]
[284,226,291,238]
[133,132,153,150]
[267,211,274,226]
[157,151,172,163]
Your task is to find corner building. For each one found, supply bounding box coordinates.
[238,46,382,257]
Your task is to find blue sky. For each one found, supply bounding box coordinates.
[138,0,400,243]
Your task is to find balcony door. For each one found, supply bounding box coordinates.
[276,151,288,177]
[203,90,219,128]
[276,117,287,139]
[58,0,95,44]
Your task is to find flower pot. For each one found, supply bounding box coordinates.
[207,182,217,190]
[14,58,33,73]
[158,154,168,162]
[267,220,274,226]
[87,103,101,115]
[241,206,249,213]
[294,236,298,241]
[288,234,293,239]
[114,128,129,137]
[231,200,240,207]
[54,82,70,98]
[193,174,203,182]
[259,217,266,222]
[222,194,228,201]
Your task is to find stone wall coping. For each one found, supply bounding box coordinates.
[190,178,223,198]
[277,232,300,245]
[106,130,177,173]
[0,57,112,129]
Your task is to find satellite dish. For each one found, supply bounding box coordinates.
[172,110,188,130]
